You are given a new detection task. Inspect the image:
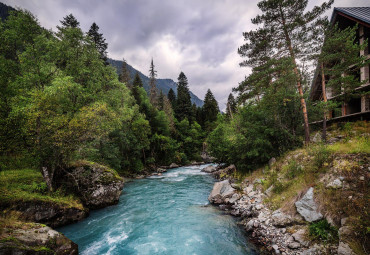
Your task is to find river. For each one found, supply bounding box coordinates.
[58,164,258,255]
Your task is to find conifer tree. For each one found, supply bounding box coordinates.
[226,93,237,119]
[132,72,143,103]
[149,59,158,106]
[237,0,333,144]
[119,58,131,87]
[175,72,192,121]
[58,13,79,29]
[158,90,165,111]
[203,89,219,124]
[87,22,108,63]
[167,88,176,109]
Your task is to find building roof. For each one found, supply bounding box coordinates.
[331,7,370,25]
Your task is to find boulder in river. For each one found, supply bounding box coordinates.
[208,180,236,204]
[295,187,323,222]
[201,165,217,173]
[66,161,124,209]
[169,163,179,169]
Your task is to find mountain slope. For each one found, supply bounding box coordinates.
[108,59,204,107]
[0,2,15,20]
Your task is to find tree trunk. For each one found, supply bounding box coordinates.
[321,63,328,143]
[279,6,310,144]
[41,166,54,192]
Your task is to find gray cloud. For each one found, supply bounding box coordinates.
[3,0,370,110]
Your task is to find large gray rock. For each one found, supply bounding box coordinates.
[66,161,124,209]
[208,180,236,204]
[292,228,310,247]
[0,223,78,254]
[295,187,323,222]
[169,163,179,168]
[201,165,217,173]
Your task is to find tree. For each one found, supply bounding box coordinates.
[119,58,131,87]
[167,88,176,109]
[149,59,158,106]
[57,13,79,29]
[87,22,108,64]
[175,72,192,121]
[226,93,237,119]
[237,0,334,144]
[203,89,219,129]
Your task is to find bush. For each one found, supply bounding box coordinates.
[284,160,303,179]
[309,219,338,242]
[309,144,331,170]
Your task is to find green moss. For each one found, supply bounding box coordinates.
[0,168,83,210]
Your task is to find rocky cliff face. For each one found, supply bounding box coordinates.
[12,201,88,228]
[65,161,124,209]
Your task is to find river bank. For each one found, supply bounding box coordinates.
[206,127,369,255]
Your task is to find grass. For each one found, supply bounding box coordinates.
[328,136,370,154]
[0,168,83,209]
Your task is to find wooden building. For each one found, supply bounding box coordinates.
[310,7,370,123]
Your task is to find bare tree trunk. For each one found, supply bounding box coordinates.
[321,63,328,143]
[41,166,54,192]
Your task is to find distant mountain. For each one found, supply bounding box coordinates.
[0,2,15,20]
[108,59,204,107]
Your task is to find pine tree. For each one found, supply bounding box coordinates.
[57,13,79,30]
[158,90,165,111]
[149,59,158,106]
[237,0,333,144]
[119,58,131,88]
[203,89,219,124]
[226,93,237,119]
[87,22,108,64]
[167,88,176,109]
[132,72,143,103]
[175,72,192,121]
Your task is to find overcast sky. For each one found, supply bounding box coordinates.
[3,0,370,110]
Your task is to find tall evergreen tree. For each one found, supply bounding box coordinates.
[57,13,79,30]
[175,72,192,121]
[87,22,108,64]
[167,88,176,109]
[226,93,237,119]
[132,72,143,103]
[237,0,333,144]
[203,89,219,124]
[158,90,165,111]
[119,58,131,87]
[149,59,158,106]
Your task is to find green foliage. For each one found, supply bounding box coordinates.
[309,144,331,170]
[175,72,192,121]
[284,160,303,180]
[309,219,338,242]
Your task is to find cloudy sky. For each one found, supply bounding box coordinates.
[3,0,369,110]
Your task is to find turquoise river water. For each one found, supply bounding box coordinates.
[58,164,258,255]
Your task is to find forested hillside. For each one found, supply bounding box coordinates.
[108,58,204,107]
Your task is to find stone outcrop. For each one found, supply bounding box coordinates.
[295,188,323,222]
[0,223,78,254]
[66,162,124,209]
[12,201,87,228]
[208,180,236,204]
[211,165,236,180]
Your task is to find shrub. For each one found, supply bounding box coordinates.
[284,160,303,179]
[309,219,338,242]
[309,144,331,170]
